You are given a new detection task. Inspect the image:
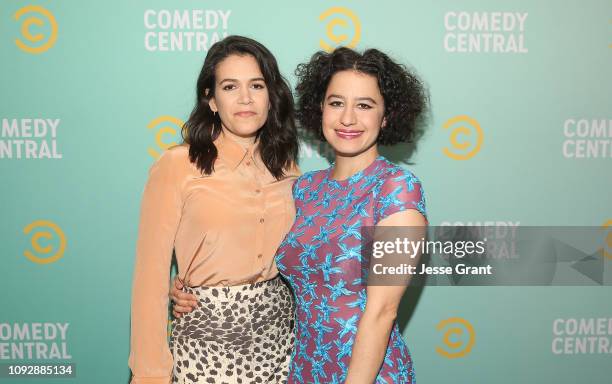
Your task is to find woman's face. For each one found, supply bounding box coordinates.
[321,70,385,157]
[208,54,270,138]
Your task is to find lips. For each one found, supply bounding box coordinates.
[235,111,256,117]
[335,129,364,139]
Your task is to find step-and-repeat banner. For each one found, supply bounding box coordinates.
[1,1,611,383]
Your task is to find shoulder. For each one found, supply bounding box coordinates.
[295,168,326,186]
[292,168,326,197]
[377,158,423,192]
[282,161,302,180]
[163,143,190,161]
[148,144,192,177]
[373,158,426,218]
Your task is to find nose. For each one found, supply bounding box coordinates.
[238,86,253,105]
[340,104,356,126]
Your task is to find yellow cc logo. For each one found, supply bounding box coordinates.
[319,7,361,52]
[442,115,484,160]
[600,219,612,260]
[14,5,58,54]
[147,115,184,159]
[436,317,475,358]
[23,220,67,264]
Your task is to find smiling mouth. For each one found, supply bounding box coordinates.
[335,129,364,139]
[235,111,256,117]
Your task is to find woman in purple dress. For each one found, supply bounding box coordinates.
[275,47,428,384]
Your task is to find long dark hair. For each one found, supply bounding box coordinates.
[182,35,298,179]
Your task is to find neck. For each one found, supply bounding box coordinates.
[330,145,379,181]
[221,127,257,149]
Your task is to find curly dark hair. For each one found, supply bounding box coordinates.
[295,47,428,145]
[182,35,298,179]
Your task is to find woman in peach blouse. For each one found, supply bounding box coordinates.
[128,36,299,384]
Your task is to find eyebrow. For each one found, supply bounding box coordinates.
[326,94,378,104]
[218,77,266,84]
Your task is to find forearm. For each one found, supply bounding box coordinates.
[345,309,397,384]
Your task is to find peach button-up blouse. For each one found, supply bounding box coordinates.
[128,133,299,384]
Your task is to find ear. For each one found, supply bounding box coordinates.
[206,89,217,113]
[381,116,387,128]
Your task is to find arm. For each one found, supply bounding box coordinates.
[345,171,427,383]
[128,150,184,384]
[344,209,426,384]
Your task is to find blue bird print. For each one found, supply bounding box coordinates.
[314,296,340,322]
[313,342,333,363]
[336,243,362,263]
[347,196,370,221]
[335,314,359,338]
[392,173,417,192]
[298,242,321,264]
[323,206,342,226]
[299,277,318,299]
[312,316,333,342]
[338,219,362,242]
[297,214,317,230]
[293,181,308,200]
[291,360,304,379]
[347,290,367,311]
[284,228,305,248]
[294,262,318,280]
[312,225,337,244]
[314,190,337,209]
[334,338,354,360]
[319,253,343,282]
[324,279,353,301]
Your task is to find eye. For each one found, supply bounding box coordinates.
[222,84,236,91]
[357,103,372,110]
[251,83,266,90]
[328,100,343,107]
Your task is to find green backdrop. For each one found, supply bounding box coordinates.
[1,0,611,383]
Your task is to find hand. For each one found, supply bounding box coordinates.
[169,276,198,318]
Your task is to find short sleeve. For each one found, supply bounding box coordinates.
[374,171,427,224]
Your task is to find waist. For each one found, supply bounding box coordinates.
[184,275,289,302]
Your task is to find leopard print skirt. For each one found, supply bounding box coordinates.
[170,276,295,384]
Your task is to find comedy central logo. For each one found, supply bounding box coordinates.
[13,5,58,54]
[147,115,184,159]
[23,220,66,264]
[319,7,361,52]
[436,317,475,358]
[601,220,612,260]
[442,115,484,160]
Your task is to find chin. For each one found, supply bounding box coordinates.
[231,125,261,138]
[329,143,366,157]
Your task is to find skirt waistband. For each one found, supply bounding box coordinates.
[184,275,287,302]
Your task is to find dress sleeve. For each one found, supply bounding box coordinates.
[128,149,184,384]
[374,170,427,225]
